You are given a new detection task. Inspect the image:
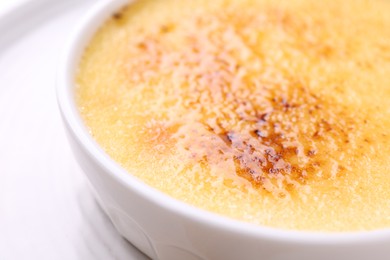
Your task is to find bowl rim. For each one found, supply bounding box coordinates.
[57,0,390,245]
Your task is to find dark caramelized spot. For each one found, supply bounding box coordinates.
[217,131,233,146]
[113,13,122,20]
[257,112,270,124]
[113,4,129,20]
[307,149,317,157]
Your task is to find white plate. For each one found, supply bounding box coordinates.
[0,0,148,259]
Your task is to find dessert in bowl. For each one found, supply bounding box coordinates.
[57,0,390,259]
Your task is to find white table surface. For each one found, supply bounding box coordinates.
[0,0,148,259]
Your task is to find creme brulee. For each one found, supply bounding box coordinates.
[76,0,390,232]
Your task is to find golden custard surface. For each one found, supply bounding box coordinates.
[77,0,390,231]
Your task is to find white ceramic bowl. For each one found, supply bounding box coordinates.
[57,0,390,259]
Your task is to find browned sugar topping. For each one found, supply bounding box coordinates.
[77,0,390,231]
[113,4,372,197]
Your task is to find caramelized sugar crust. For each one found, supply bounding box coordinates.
[77,0,390,231]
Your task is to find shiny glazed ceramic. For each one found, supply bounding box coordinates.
[57,0,390,259]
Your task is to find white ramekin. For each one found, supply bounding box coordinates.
[56,0,390,259]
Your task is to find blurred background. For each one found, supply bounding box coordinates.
[0,0,147,259]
